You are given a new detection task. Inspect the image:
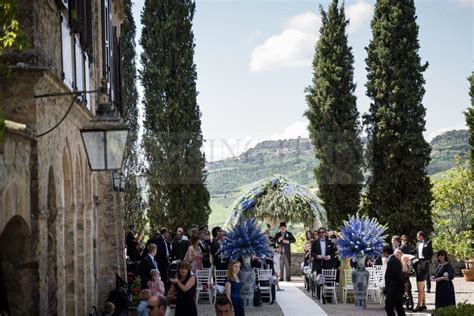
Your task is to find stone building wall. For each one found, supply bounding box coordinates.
[0,1,127,315]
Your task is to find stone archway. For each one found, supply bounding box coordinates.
[62,143,77,316]
[0,215,37,315]
[47,167,58,316]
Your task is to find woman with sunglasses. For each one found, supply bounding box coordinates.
[431,250,455,309]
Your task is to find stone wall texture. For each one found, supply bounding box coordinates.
[0,1,126,315]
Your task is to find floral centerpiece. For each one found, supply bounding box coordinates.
[221,217,273,307]
[336,214,386,309]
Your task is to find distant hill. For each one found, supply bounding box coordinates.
[206,130,469,226]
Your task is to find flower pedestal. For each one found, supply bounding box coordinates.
[240,256,256,307]
[351,255,369,309]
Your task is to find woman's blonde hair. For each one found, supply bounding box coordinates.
[401,254,412,272]
[227,260,241,281]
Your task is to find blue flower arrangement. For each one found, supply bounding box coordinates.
[221,217,273,260]
[336,214,387,259]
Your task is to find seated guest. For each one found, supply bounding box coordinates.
[432,250,455,309]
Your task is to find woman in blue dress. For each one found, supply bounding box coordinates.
[225,260,245,316]
[432,250,456,309]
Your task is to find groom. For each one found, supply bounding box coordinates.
[274,222,296,281]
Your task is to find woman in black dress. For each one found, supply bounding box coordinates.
[432,250,455,309]
[168,261,197,316]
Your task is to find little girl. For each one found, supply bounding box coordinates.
[136,289,151,316]
[147,269,165,296]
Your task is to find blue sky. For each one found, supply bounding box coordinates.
[133,0,473,161]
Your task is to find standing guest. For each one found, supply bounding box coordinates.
[126,224,140,262]
[147,269,165,296]
[144,232,161,257]
[399,235,412,254]
[312,230,319,240]
[401,254,415,308]
[137,289,151,316]
[225,260,244,316]
[199,230,212,268]
[139,244,159,289]
[391,235,401,251]
[214,297,234,316]
[432,250,455,309]
[273,247,283,291]
[168,261,197,316]
[184,235,203,273]
[413,231,432,311]
[303,230,313,267]
[273,222,296,281]
[311,227,336,274]
[147,294,167,316]
[171,227,188,261]
[156,228,171,291]
[383,246,405,316]
[211,226,222,242]
[211,228,228,270]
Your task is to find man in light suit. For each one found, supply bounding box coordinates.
[273,222,296,281]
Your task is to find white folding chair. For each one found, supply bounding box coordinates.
[256,269,273,303]
[320,269,338,304]
[195,269,213,304]
[342,269,354,304]
[213,269,228,303]
[366,267,382,304]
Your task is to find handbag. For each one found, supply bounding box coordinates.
[253,287,263,306]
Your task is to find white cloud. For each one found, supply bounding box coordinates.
[267,120,309,141]
[249,11,321,72]
[346,0,373,33]
[249,1,373,73]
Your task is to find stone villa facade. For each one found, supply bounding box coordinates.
[0,0,128,315]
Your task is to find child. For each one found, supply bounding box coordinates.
[136,289,151,316]
[147,269,165,296]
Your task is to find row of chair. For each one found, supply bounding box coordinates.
[194,268,274,304]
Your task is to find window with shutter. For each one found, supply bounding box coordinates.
[82,0,93,54]
[102,0,113,98]
[85,53,91,110]
[112,31,122,115]
[61,14,74,90]
[75,35,84,93]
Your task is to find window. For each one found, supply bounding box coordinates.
[85,53,91,110]
[102,0,113,98]
[61,14,74,90]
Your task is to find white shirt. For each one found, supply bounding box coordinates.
[418,241,424,259]
[320,239,326,257]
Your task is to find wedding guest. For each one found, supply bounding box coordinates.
[401,254,415,308]
[147,269,165,296]
[199,230,212,268]
[168,261,197,316]
[214,297,234,316]
[147,294,168,316]
[311,227,336,274]
[432,250,455,309]
[211,228,227,270]
[171,227,188,261]
[184,235,202,273]
[391,235,401,251]
[303,230,313,267]
[399,235,412,254]
[139,243,159,289]
[137,289,151,316]
[156,228,171,291]
[413,231,432,311]
[273,222,296,281]
[383,246,405,316]
[225,260,244,316]
[126,224,140,262]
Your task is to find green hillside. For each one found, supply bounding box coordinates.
[206,130,469,227]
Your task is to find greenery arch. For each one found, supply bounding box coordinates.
[225,175,327,228]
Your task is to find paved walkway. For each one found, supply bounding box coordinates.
[279,281,327,315]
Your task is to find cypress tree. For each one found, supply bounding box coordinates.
[364,0,432,238]
[121,0,147,233]
[140,0,211,232]
[465,74,474,175]
[305,0,364,229]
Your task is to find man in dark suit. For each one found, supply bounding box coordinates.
[273,222,296,281]
[126,224,140,262]
[211,228,228,270]
[383,246,406,316]
[155,228,171,291]
[138,243,158,289]
[311,227,336,274]
[413,231,433,310]
[171,227,188,261]
[199,230,212,268]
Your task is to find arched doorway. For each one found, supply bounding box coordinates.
[47,167,58,316]
[0,215,36,315]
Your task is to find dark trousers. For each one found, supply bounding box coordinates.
[426,264,431,291]
[385,293,406,316]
